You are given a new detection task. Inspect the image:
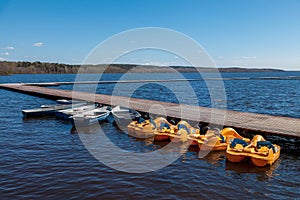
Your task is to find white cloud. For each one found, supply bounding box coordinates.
[33,42,44,47]
[3,46,15,50]
[0,57,4,61]
[4,52,9,56]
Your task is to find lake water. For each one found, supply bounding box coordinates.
[0,72,299,199]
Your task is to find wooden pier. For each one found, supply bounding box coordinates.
[1,83,300,139]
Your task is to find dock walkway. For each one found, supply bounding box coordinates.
[1,83,300,138]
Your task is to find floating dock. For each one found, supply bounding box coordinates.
[0,83,300,138]
[1,83,300,140]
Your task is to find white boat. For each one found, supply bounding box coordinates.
[111,105,141,131]
[40,99,83,108]
[71,106,111,126]
[56,99,73,104]
[22,102,86,117]
[56,99,84,105]
[55,104,96,119]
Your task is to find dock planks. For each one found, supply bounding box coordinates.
[1,83,300,138]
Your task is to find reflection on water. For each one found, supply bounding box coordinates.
[200,151,226,166]
[225,158,281,182]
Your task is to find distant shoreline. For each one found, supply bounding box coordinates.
[0,61,284,76]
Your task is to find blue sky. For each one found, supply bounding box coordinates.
[0,0,299,70]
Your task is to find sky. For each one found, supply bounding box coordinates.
[0,0,300,70]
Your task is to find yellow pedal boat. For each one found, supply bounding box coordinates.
[166,121,201,144]
[127,117,161,138]
[189,127,250,151]
[226,135,280,167]
[153,117,177,141]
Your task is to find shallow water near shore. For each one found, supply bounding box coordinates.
[0,72,300,199]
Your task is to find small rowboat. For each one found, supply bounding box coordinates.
[40,99,84,108]
[22,102,86,117]
[55,104,96,119]
[226,135,280,167]
[71,106,111,127]
[111,105,141,131]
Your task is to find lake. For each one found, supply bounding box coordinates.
[0,72,299,199]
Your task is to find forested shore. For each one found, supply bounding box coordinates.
[0,61,283,75]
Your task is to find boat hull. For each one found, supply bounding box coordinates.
[198,143,228,151]
[72,108,110,127]
[135,128,154,138]
[154,133,170,141]
[250,145,281,167]
[226,153,246,163]
[74,113,109,126]
[189,139,198,146]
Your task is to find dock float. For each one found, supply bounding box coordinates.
[1,83,300,140]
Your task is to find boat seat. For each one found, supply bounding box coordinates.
[256,141,276,153]
[138,117,145,124]
[159,122,170,130]
[150,118,157,129]
[218,134,226,143]
[230,138,248,149]
[177,124,190,134]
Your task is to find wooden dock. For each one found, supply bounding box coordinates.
[1,83,300,139]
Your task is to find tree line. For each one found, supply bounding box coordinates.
[0,61,282,75]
